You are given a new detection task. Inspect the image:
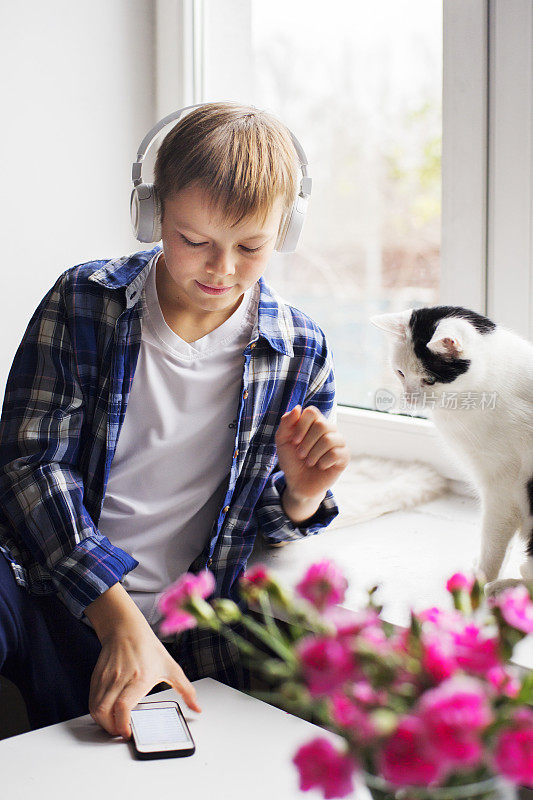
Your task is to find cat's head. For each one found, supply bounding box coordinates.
[371,306,496,399]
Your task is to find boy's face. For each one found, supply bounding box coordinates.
[158,182,285,319]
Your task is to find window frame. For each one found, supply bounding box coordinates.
[486,0,533,340]
[156,0,497,481]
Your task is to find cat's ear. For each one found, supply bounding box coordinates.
[370,310,412,339]
[427,320,464,358]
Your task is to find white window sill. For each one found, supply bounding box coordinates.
[337,405,466,483]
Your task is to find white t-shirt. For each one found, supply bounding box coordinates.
[90,251,257,630]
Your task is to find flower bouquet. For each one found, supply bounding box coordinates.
[158,564,533,800]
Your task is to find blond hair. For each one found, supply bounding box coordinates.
[153,102,299,227]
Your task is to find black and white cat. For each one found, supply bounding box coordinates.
[371,306,533,595]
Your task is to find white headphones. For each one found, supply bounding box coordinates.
[130,104,312,253]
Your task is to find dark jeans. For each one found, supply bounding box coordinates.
[0,552,176,731]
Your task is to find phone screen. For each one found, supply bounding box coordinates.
[130,706,191,747]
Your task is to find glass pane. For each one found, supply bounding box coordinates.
[207,0,443,410]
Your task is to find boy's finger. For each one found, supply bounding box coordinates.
[90,679,129,737]
[113,679,152,739]
[316,448,345,471]
[280,405,301,424]
[276,405,301,444]
[88,657,130,736]
[303,432,343,467]
[292,407,327,448]
[171,665,202,713]
[305,433,344,467]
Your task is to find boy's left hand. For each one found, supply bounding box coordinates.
[275,405,350,523]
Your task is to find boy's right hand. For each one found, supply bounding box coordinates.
[85,583,201,739]
[89,622,201,739]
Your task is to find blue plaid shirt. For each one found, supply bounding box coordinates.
[0,245,338,685]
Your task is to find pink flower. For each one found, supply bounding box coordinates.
[358,624,388,648]
[379,715,442,787]
[330,692,376,741]
[418,606,444,624]
[452,623,501,676]
[418,607,463,629]
[351,680,388,707]
[324,606,381,640]
[293,737,355,799]
[159,608,197,636]
[159,571,215,611]
[422,634,457,683]
[486,665,521,699]
[495,584,533,634]
[420,610,501,680]
[239,564,291,607]
[419,609,463,682]
[242,564,271,589]
[493,709,533,786]
[296,560,348,611]
[389,627,411,654]
[158,570,215,634]
[446,572,475,593]
[297,635,354,697]
[418,676,493,771]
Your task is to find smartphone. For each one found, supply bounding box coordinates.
[130,699,196,760]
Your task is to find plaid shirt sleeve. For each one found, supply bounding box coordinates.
[0,272,138,619]
[254,338,340,544]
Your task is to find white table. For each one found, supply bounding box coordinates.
[0,678,369,800]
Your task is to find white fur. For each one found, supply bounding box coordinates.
[330,455,447,530]
[427,318,469,357]
[372,312,533,593]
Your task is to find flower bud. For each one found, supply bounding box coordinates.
[212,598,242,624]
[470,577,483,610]
[239,565,292,609]
[189,596,218,627]
[280,682,310,706]
[370,708,398,737]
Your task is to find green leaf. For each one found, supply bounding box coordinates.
[517,670,533,706]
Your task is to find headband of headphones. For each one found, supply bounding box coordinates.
[130,103,312,252]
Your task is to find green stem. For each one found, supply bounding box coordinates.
[216,621,264,661]
[197,612,271,667]
[239,614,298,664]
[258,592,291,645]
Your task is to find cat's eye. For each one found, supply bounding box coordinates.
[423,376,437,385]
[396,369,405,378]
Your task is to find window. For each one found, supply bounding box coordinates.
[204,0,443,412]
[156,1,532,478]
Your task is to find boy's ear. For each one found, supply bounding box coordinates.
[426,319,465,358]
[370,310,412,339]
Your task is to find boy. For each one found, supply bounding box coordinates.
[0,103,349,740]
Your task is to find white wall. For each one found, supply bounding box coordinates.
[0,0,157,398]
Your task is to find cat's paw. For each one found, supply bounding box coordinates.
[472,563,488,585]
[484,578,523,598]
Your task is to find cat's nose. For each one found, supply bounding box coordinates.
[404,381,420,397]
[403,383,425,411]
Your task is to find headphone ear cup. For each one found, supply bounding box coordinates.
[130,183,161,242]
[275,195,308,253]
[274,209,290,251]
[152,186,162,242]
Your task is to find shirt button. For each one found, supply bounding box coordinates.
[223,505,230,514]
[243,390,248,399]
